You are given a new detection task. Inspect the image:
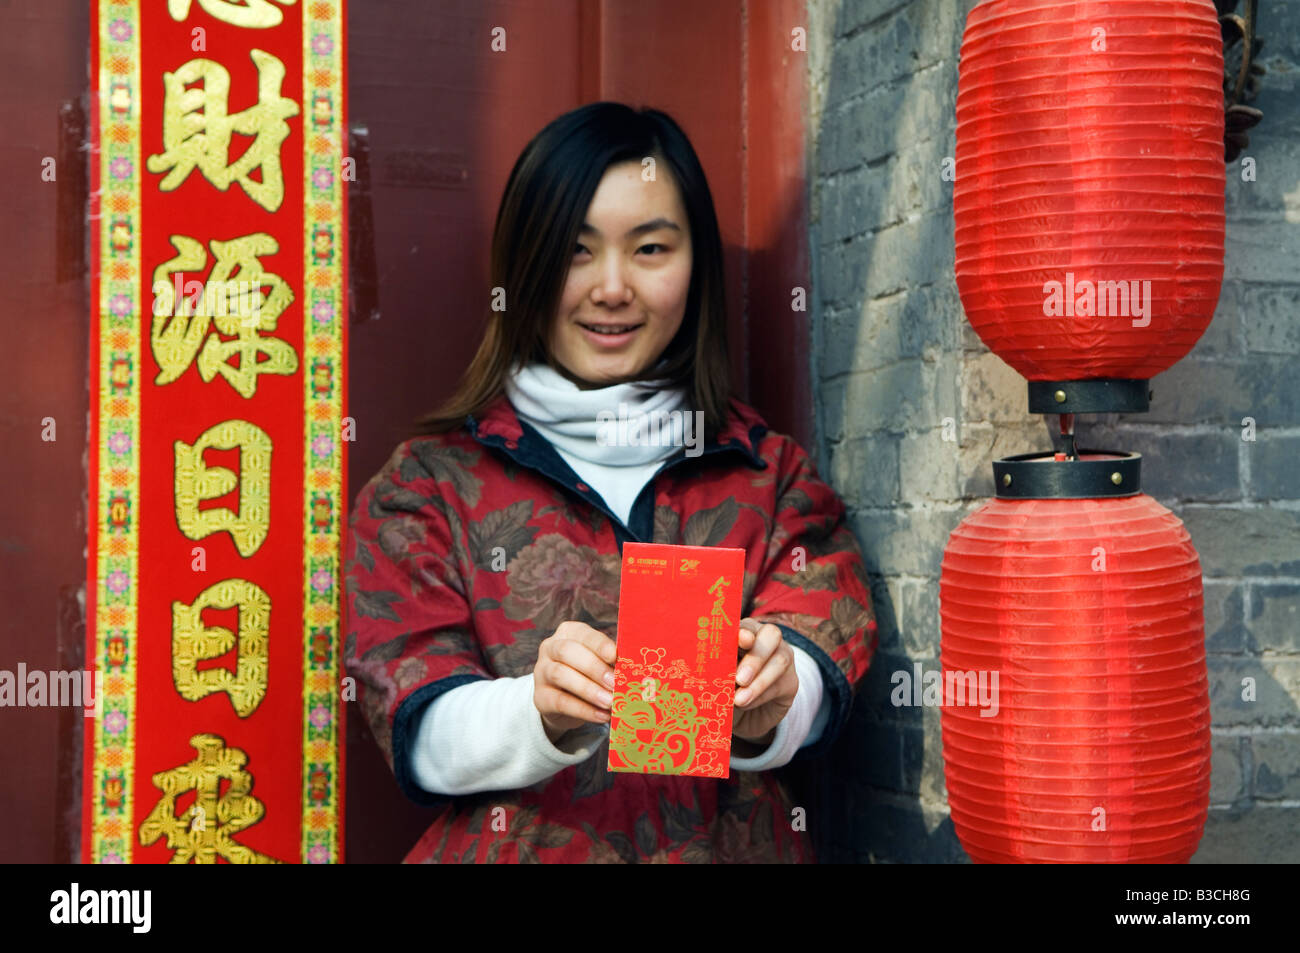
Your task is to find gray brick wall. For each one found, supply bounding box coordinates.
[806,0,1300,863]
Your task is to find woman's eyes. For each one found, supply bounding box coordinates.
[572,243,667,256]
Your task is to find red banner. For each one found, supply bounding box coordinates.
[85,0,348,863]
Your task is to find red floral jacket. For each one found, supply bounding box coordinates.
[343,392,877,862]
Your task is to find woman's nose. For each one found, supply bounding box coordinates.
[591,255,632,304]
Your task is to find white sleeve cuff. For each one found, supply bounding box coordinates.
[729,642,829,772]
[409,673,605,796]
[410,645,834,790]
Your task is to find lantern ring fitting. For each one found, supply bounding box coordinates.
[993,450,1141,500]
[1026,379,1151,415]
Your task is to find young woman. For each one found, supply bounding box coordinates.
[344,102,878,863]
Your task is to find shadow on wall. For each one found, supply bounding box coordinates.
[797,0,976,864]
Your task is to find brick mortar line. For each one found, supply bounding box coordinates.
[1210,725,1300,736]
[819,210,940,248]
[817,278,946,309]
[842,501,1007,515]
[1179,500,1300,510]
[1075,424,1300,438]
[830,0,914,46]
[1205,653,1300,659]
[1241,425,1254,503]
[819,360,944,385]
[817,139,955,187]
[820,59,950,122]
[817,151,897,185]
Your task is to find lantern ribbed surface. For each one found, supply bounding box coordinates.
[939,494,1211,863]
[954,0,1225,380]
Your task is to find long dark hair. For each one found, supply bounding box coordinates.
[411,102,732,439]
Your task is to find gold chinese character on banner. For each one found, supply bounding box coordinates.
[151,233,298,397]
[172,578,270,716]
[146,49,298,210]
[169,0,297,29]
[139,734,279,864]
[175,419,272,557]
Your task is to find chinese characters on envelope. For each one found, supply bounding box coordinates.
[608,543,744,779]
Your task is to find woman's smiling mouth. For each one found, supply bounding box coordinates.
[577,321,645,346]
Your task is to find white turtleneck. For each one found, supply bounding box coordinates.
[407,362,831,797]
[503,360,689,527]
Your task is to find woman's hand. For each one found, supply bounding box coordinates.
[732,618,799,747]
[533,621,618,744]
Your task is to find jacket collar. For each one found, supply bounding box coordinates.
[467,391,768,469]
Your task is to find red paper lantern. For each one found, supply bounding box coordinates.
[939,454,1211,862]
[953,0,1225,389]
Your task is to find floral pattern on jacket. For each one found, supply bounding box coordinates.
[344,392,878,862]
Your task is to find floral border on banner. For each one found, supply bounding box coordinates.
[92,0,143,866]
[300,0,346,866]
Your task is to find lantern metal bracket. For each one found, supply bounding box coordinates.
[994,450,1141,500]
[1218,0,1265,162]
[1027,379,1151,415]
[1058,413,1076,460]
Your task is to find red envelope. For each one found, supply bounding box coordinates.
[607,542,744,778]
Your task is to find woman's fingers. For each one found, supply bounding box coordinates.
[736,668,796,712]
[537,686,608,727]
[735,622,789,706]
[736,648,793,707]
[534,622,617,729]
[544,649,614,715]
[547,626,616,691]
[736,621,781,685]
[537,678,611,724]
[554,620,617,667]
[535,662,609,728]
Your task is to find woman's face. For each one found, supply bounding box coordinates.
[548,159,693,387]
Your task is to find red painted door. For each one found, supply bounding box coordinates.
[344,0,811,861]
